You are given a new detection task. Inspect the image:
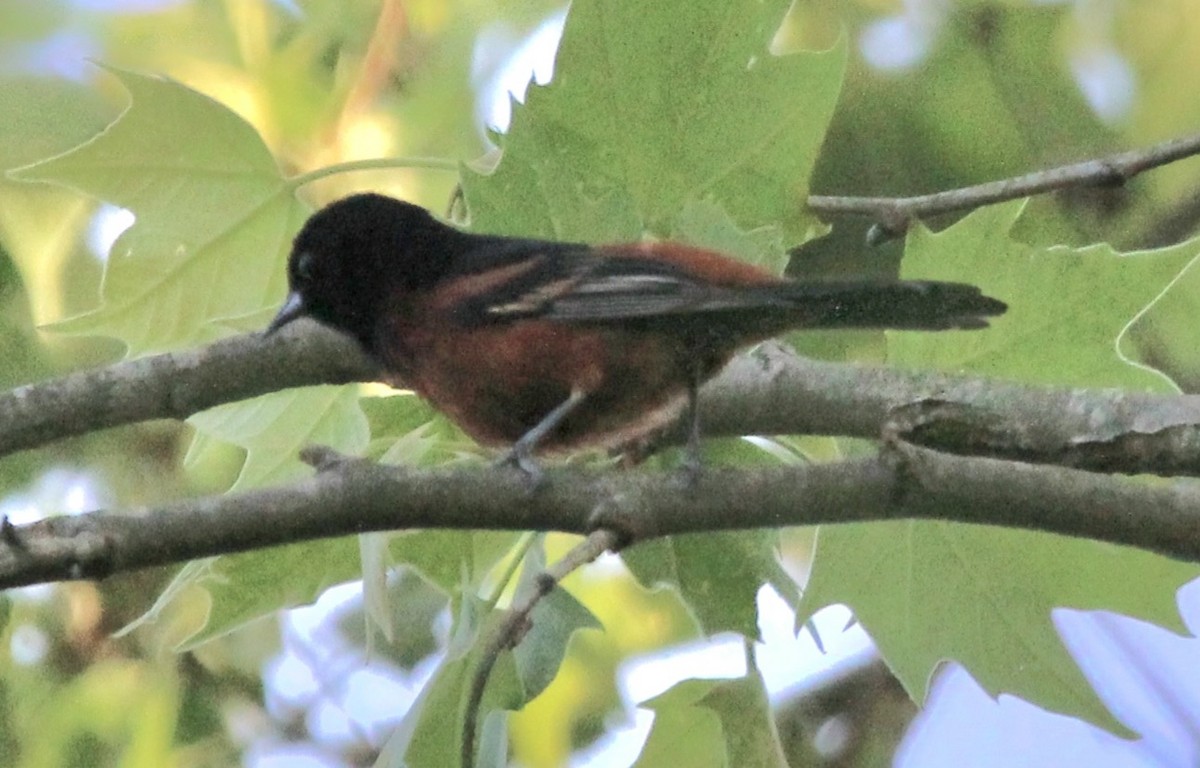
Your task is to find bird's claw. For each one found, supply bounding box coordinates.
[493,445,546,490]
[678,453,703,489]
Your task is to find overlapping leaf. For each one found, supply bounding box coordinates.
[12,67,301,354]
[799,202,1200,731]
[462,0,844,243]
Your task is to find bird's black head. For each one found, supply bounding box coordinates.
[266,193,458,353]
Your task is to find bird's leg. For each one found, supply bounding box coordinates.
[495,389,588,484]
[681,367,704,484]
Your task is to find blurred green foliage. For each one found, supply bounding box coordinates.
[2,0,1200,766]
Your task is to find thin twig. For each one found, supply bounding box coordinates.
[807,132,1200,240]
[460,528,619,768]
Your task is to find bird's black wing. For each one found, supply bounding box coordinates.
[453,246,772,326]
[451,242,1005,332]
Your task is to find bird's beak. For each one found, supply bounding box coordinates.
[265,291,306,335]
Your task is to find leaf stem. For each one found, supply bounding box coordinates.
[482,532,536,609]
[287,156,459,190]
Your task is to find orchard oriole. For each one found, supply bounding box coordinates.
[267,193,1005,476]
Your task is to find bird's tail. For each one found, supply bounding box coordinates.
[758,279,1007,332]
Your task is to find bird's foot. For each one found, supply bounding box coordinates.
[493,444,546,490]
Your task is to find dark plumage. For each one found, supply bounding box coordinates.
[268,193,1006,470]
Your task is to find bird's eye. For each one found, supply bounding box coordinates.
[294,251,316,283]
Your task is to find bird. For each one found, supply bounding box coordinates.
[266,193,1006,478]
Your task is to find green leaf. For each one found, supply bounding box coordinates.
[670,199,790,274]
[360,393,478,465]
[374,539,604,766]
[376,595,523,768]
[0,77,112,171]
[698,652,788,768]
[152,537,460,657]
[123,537,361,649]
[799,523,1197,733]
[174,385,369,642]
[475,710,510,768]
[195,539,362,646]
[892,200,1200,391]
[623,530,796,638]
[336,569,449,669]
[359,392,443,440]
[360,531,395,646]
[389,530,521,595]
[511,542,602,700]
[632,659,786,768]
[633,679,726,768]
[187,385,369,490]
[11,67,302,354]
[795,202,1200,732]
[462,0,844,242]
[0,77,115,336]
[377,542,600,765]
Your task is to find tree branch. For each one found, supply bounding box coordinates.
[0,321,375,457]
[3,447,1200,590]
[461,528,619,768]
[4,133,1200,599]
[807,132,1200,241]
[680,342,1200,476]
[4,329,1200,479]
